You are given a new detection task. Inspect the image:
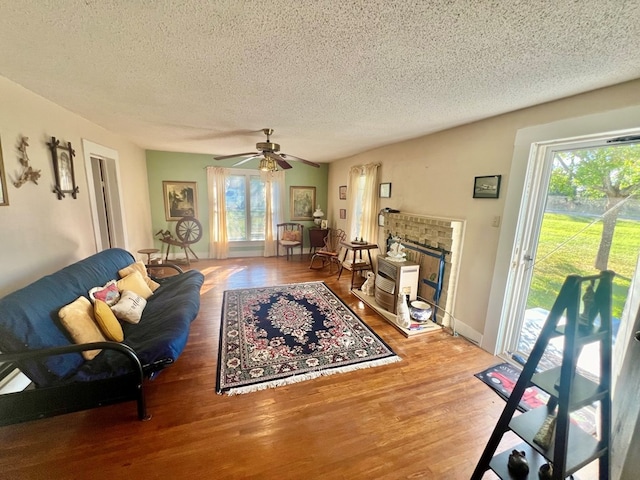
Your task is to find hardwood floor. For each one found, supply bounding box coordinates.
[0,256,510,479]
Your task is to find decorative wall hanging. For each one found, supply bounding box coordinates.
[290,185,316,221]
[339,185,347,200]
[379,182,392,198]
[473,175,501,199]
[163,180,198,221]
[14,136,41,188]
[339,208,347,219]
[48,136,79,199]
[0,137,9,206]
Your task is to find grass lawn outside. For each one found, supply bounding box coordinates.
[527,213,639,319]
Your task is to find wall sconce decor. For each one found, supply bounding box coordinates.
[14,136,41,188]
[379,182,391,198]
[48,136,79,199]
[473,175,501,199]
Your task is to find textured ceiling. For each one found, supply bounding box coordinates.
[1,1,640,162]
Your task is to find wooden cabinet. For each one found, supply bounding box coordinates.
[374,256,419,314]
[308,228,329,255]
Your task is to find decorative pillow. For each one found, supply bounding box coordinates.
[282,230,301,242]
[111,290,147,324]
[58,296,106,360]
[116,270,154,300]
[94,300,124,342]
[118,261,160,292]
[88,280,121,306]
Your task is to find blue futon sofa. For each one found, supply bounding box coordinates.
[0,248,204,425]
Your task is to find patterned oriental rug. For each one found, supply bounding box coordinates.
[216,282,401,395]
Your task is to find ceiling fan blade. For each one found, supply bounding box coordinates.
[265,151,292,169]
[280,153,320,168]
[213,152,258,161]
[233,155,262,166]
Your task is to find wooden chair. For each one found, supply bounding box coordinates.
[277,223,304,260]
[309,229,346,273]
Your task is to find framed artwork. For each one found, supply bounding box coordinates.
[473,175,502,199]
[0,137,8,206]
[339,208,346,219]
[48,136,79,199]
[163,181,198,221]
[320,219,328,229]
[290,186,316,221]
[339,185,347,200]
[379,182,392,198]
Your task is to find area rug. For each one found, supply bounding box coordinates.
[216,281,401,395]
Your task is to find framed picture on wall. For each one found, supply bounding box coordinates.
[339,185,347,200]
[339,208,346,219]
[379,182,392,198]
[473,175,501,199]
[48,136,79,200]
[290,186,316,220]
[163,181,198,221]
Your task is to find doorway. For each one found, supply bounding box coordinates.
[500,136,640,372]
[82,140,128,251]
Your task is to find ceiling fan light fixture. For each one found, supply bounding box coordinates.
[259,157,278,172]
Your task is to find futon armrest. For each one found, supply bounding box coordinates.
[0,342,145,382]
[145,262,184,279]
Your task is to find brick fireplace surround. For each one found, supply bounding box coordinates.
[380,212,465,328]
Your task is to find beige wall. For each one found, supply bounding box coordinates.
[328,79,640,347]
[0,76,151,296]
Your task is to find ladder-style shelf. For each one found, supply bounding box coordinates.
[472,271,614,480]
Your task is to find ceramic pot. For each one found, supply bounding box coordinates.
[409,300,432,322]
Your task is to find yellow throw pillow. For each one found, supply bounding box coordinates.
[94,300,124,342]
[118,260,160,292]
[117,270,154,300]
[58,296,106,360]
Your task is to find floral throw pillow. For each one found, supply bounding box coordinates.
[88,280,121,306]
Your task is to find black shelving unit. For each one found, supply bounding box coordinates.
[472,271,614,479]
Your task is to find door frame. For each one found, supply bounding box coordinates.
[483,105,640,355]
[499,134,636,357]
[81,139,129,252]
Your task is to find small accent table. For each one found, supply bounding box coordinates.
[308,228,329,255]
[337,241,378,289]
[138,248,160,264]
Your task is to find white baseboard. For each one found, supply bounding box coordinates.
[451,319,483,347]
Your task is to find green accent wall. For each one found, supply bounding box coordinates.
[146,150,329,255]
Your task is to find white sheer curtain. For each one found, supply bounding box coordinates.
[206,166,229,259]
[261,170,285,257]
[346,163,380,245]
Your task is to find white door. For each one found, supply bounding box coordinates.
[500,135,640,366]
[82,140,128,251]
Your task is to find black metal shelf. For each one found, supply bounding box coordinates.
[472,271,613,480]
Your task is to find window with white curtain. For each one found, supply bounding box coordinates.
[225,172,266,241]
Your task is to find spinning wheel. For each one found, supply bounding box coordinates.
[156,216,203,265]
[175,217,203,244]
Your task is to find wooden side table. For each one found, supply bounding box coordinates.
[138,248,160,264]
[308,228,329,255]
[337,241,378,289]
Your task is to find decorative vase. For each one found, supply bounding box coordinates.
[396,293,411,329]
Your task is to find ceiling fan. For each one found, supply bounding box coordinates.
[213,128,320,171]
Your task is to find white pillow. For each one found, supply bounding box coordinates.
[111,290,147,324]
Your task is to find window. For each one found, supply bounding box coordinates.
[225,173,266,241]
